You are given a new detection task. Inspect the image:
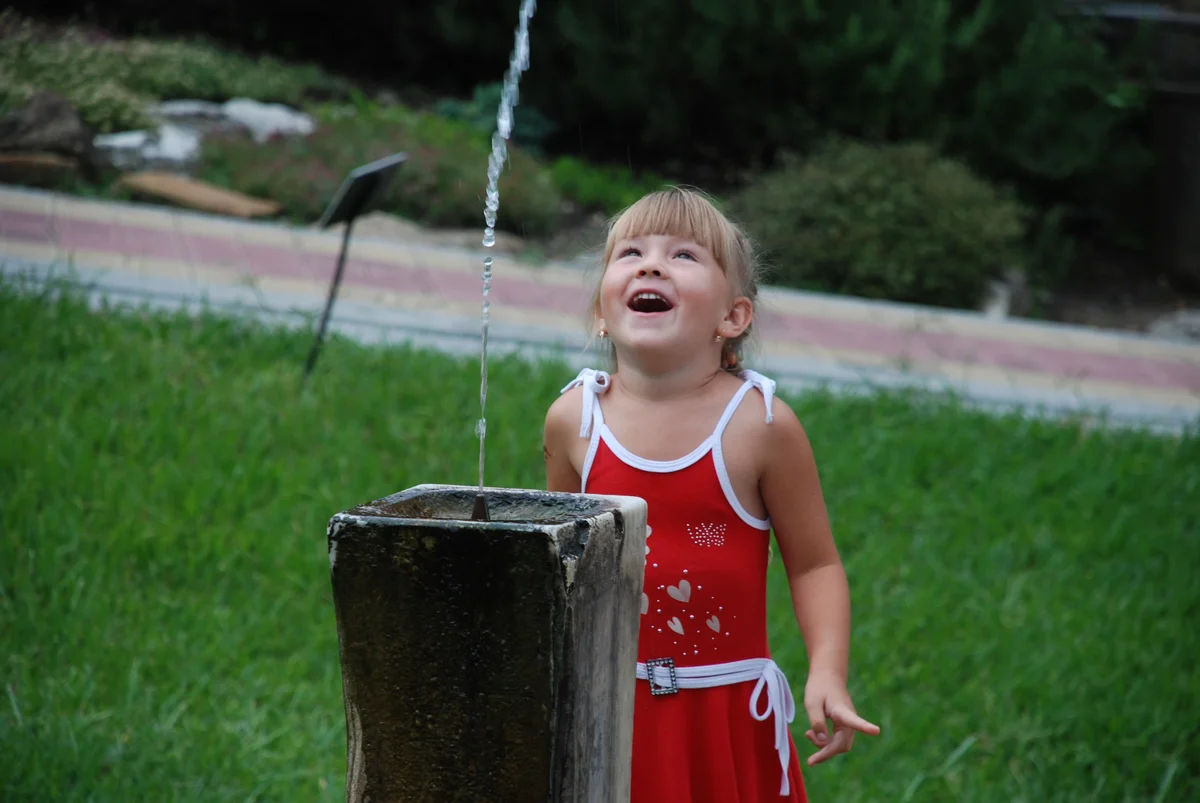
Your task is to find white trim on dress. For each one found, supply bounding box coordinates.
[561,367,777,528]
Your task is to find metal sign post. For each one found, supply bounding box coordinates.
[302,152,408,381]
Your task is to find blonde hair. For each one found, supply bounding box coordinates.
[588,186,763,373]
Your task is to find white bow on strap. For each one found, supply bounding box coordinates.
[560,368,612,438]
[739,369,777,424]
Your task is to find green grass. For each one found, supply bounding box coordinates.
[1,278,1197,802]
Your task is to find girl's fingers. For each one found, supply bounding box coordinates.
[806,728,852,766]
[803,697,828,743]
[830,705,881,736]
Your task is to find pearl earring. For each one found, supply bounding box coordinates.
[598,328,608,339]
[714,334,723,343]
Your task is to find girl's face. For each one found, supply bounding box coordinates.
[597,233,742,363]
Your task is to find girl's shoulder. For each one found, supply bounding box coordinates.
[545,384,584,437]
[721,370,805,450]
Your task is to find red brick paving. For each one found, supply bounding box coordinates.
[4,196,1199,397]
[762,311,1200,392]
[1,210,53,243]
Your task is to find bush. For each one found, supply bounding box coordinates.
[0,12,350,132]
[433,82,559,157]
[196,101,563,236]
[533,0,1149,232]
[549,156,667,216]
[734,140,1029,309]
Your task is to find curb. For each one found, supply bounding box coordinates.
[4,258,1195,435]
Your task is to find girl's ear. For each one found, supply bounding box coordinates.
[717,296,754,340]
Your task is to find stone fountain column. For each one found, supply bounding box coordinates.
[327,484,648,803]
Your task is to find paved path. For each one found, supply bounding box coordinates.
[2,185,1198,431]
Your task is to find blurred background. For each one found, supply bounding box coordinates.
[2,0,1200,323]
[1,2,1198,802]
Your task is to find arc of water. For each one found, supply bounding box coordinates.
[478,0,539,493]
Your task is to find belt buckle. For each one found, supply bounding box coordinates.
[645,657,678,696]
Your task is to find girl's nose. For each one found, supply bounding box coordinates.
[637,266,664,277]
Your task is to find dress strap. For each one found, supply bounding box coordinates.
[739,369,777,423]
[560,368,612,438]
[711,369,777,440]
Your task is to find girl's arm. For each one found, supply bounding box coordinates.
[758,398,880,764]
[543,392,582,493]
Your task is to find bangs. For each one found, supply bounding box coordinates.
[603,187,738,270]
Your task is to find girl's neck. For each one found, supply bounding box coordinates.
[611,357,727,403]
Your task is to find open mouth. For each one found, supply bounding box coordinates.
[628,291,674,313]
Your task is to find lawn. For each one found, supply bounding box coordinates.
[1,278,1197,802]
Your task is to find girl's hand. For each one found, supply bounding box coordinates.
[802,670,880,766]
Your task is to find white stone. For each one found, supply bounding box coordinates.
[92,96,314,173]
[93,124,201,172]
[1147,309,1200,343]
[981,279,1011,320]
[220,98,314,143]
[147,124,202,163]
[148,99,225,121]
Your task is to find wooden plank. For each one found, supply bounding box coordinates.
[117,172,282,218]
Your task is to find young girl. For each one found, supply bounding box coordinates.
[543,188,879,802]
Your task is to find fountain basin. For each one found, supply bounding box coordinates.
[327,484,648,803]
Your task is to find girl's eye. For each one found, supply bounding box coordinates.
[619,247,641,258]
[675,250,697,261]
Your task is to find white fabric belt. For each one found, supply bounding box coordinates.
[635,657,797,796]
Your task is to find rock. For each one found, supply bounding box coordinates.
[0,152,79,187]
[220,98,314,143]
[979,268,1031,320]
[93,124,202,173]
[0,91,92,160]
[0,92,105,179]
[118,172,281,218]
[151,100,224,118]
[147,100,250,138]
[1147,309,1200,343]
[148,98,312,142]
[91,97,314,174]
[980,280,1011,320]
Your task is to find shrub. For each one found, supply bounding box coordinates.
[532,0,1149,235]
[734,140,1029,309]
[549,156,667,216]
[0,12,350,132]
[197,102,563,236]
[433,82,559,156]
[0,14,153,131]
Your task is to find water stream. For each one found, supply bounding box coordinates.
[477,0,538,494]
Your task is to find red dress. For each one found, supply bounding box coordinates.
[562,369,809,803]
